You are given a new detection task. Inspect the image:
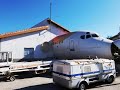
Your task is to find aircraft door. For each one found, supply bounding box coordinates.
[69,39,75,51]
[69,39,76,59]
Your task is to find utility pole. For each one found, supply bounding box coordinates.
[49,0,52,31]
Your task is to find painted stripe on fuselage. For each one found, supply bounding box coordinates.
[51,33,74,45]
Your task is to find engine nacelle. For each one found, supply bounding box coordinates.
[112,39,120,56]
[113,39,120,49]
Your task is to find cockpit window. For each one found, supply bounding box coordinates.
[80,35,85,39]
[86,34,91,39]
[86,32,90,34]
[91,34,99,37]
[80,33,99,39]
[86,32,92,39]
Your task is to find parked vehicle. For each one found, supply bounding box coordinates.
[53,59,116,90]
[0,52,51,81]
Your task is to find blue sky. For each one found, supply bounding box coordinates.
[0,0,120,37]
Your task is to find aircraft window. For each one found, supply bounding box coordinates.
[91,34,99,37]
[86,34,91,39]
[80,35,85,39]
[86,32,90,34]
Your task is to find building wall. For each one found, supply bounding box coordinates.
[0,26,67,61]
[49,23,68,35]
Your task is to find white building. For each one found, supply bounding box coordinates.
[0,18,69,61]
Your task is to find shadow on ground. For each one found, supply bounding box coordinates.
[15,83,67,90]
[0,72,52,82]
[14,81,120,90]
[15,72,52,79]
[88,81,120,89]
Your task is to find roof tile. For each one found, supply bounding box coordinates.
[0,26,49,39]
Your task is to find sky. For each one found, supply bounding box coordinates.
[0,0,120,38]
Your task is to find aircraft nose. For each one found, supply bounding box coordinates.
[111,39,120,56]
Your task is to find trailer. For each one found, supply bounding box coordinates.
[0,52,51,81]
[53,59,116,90]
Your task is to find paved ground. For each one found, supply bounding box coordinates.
[0,73,120,90]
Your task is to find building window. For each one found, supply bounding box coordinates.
[24,48,34,58]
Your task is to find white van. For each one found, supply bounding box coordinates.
[53,59,116,90]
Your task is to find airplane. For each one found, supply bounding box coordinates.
[41,31,120,60]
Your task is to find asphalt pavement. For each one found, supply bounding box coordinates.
[0,73,120,90]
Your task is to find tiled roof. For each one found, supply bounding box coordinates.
[0,26,49,39]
